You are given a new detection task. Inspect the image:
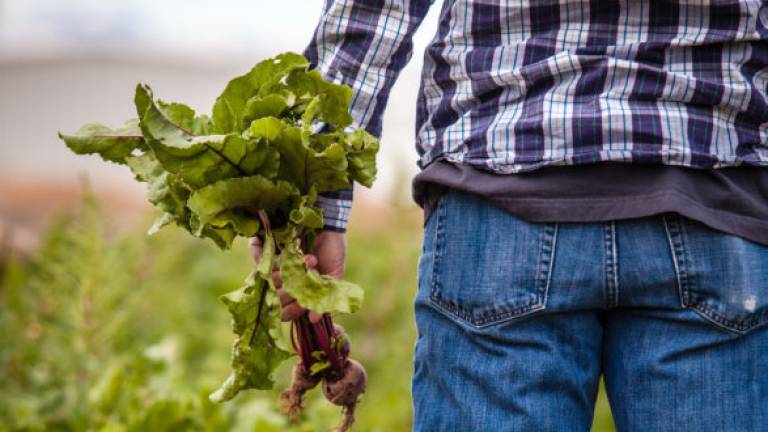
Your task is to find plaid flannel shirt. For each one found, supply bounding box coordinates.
[304,0,768,232]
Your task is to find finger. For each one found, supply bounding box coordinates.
[281,302,307,322]
[248,236,263,248]
[248,236,263,263]
[308,310,323,324]
[277,288,296,307]
[277,286,321,323]
[305,254,318,269]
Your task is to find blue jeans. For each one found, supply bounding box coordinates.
[412,189,768,431]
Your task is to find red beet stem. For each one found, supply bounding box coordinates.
[290,231,348,378]
[292,312,348,379]
[313,315,344,378]
[296,315,315,370]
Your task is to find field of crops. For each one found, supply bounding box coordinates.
[0,195,615,431]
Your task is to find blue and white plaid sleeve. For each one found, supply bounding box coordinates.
[315,186,354,232]
[303,0,436,233]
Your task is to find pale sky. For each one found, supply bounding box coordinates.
[0,0,439,62]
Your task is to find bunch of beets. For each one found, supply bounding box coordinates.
[59,52,378,431]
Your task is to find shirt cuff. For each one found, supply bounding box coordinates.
[316,188,353,233]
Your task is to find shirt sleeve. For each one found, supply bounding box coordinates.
[302,0,436,233]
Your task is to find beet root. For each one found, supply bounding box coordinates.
[332,323,346,337]
[279,362,322,420]
[322,358,367,432]
[332,324,350,359]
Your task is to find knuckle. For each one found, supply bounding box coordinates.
[281,304,304,321]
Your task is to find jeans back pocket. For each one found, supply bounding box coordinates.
[427,189,558,328]
[664,213,768,334]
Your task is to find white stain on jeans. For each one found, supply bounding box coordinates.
[743,295,757,313]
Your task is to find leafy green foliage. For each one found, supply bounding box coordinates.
[0,197,617,431]
[344,129,380,188]
[279,233,363,314]
[0,198,232,431]
[212,52,309,134]
[187,176,298,237]
[210,276,291,403]
[59,119,146,163]
[58,52,380,404]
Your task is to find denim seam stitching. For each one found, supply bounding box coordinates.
[603,221,619,308]
[602,223,609,308]
[611,221,619,307]
[532,224,547,304]
[428,191,447,305]
[429,300,546,329]
[662,213,687,308]
[541,223,559,310]
[678,217,695,301]
[688,303,757,334]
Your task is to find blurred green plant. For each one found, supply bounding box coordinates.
[0,194,615,431]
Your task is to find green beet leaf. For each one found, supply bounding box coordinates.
[186,176,298,236]
[245,116,286,142]
[279,234,363,314]
[270,68,353,129]
[196,220,238,250]
[344,128,379,188]
[210,275,291,403]
[157,100,214,135]
[275,126,351,193]
[289,204,324,230]
[289,192,323,230]
[125,153,189,216]
[59,119,146,164]
[242,91,296,126]
[135,84,243,188]
[136,84,281,188]
[212,52,308,134]
[255,230,276,279]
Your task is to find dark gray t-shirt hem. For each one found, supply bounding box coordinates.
[412,159,768,246]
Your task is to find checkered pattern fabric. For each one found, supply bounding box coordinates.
[315,188,354,232]
[305,0,768,231]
